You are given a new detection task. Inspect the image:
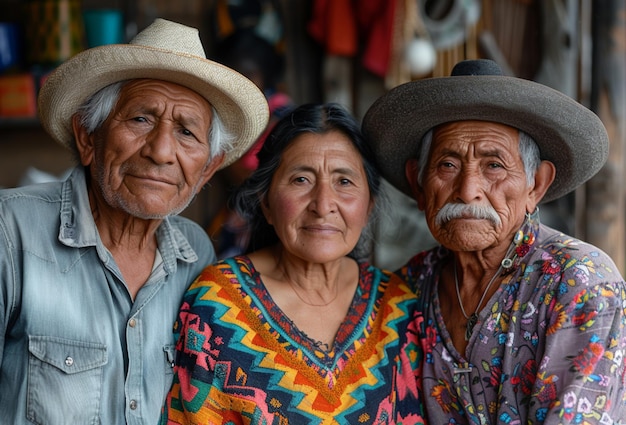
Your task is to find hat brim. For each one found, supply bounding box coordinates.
[38,44,269,169]
[362,75,608,203]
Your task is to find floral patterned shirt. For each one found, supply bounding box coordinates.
[398,218,626,425]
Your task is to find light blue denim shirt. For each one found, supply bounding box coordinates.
[0,166,216,425]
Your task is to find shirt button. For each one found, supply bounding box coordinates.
[129,318,136,328]
[129,400,137,410]
[64,356,74,367]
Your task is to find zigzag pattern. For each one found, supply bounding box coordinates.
[164,257,425,424]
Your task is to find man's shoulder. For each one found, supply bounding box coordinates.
[164,215,214,260]
[538,225,620,268]
[168,215,209,239]
[0,181,63,204]
[533,226,625,284]
[0,182,65,225]
[393,246,446,284]
[402,246,447,269]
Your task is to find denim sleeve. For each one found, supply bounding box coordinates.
[0,207,17,366]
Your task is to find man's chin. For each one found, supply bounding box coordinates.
[119,201,187,220]
[436,221,498,251]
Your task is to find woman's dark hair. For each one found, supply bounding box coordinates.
[231,102,384,259]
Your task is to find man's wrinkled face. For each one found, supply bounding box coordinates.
[409,120,535,252]
[78,79,223,219]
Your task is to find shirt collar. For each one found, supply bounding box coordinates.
[58,166,199,271]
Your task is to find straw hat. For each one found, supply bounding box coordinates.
[362,59,609,203]
[38,18,270,168]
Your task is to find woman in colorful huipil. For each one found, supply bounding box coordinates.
[162,103,426,424]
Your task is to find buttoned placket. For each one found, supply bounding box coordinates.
[452,363,482,423]
[125,259,168,423]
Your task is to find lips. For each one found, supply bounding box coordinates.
[302,224,341,233]
[128,173,177,186]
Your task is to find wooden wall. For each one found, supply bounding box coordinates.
[1,0,623,270]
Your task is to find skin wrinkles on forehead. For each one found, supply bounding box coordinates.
[114,85,212,142]
[431,140,518,168]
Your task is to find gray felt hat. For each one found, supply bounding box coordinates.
[362,59,608,203]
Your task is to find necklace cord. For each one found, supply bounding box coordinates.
[453,261,501,319]
[276,248,340,307]
[284,270,340,307]
[454,260,502,340]
[453,213,536,340]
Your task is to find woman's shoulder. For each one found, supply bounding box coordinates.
[190,255,255,288]
[358,260,418,298]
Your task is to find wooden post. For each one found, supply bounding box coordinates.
[584,0,626,273]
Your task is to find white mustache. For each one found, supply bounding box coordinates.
[435,203,501,227]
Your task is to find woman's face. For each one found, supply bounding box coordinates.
[262,131,373,264]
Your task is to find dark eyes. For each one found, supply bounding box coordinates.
[131,116,196,139]
[439,161,503,169]
[292,176,353,185]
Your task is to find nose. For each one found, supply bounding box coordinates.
[141,122,176,164]
[455,167,484,204]
[308,181,337,216]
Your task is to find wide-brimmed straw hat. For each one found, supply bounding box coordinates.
[362,59,608,203]
[38,18,269,168]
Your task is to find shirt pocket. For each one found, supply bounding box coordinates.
[27,335,107,425]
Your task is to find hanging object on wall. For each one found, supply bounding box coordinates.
[25,0,85,67]
[255,0,282,45]
[419,0,480,50]
[386,0,436,88]
[404,0,436,78]
[214,0,283,48]
[308,0,359,106]
[405,37,437,76]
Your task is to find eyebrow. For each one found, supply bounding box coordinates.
[288,164,363,177]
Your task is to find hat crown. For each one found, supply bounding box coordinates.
[451,59,503,76]
[130,18,206,59]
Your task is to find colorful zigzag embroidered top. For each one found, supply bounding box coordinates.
[162,256,425,424]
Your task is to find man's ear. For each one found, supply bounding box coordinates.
[405,158,426,210]
[527,160,556,212]
[198,153,225,188]
[73,114,95,166]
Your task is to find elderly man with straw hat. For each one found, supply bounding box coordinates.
[0,19,268,424]
[363,59,626,424]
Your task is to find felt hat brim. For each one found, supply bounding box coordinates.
[38,18,269,169]
[362,62,608,203]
